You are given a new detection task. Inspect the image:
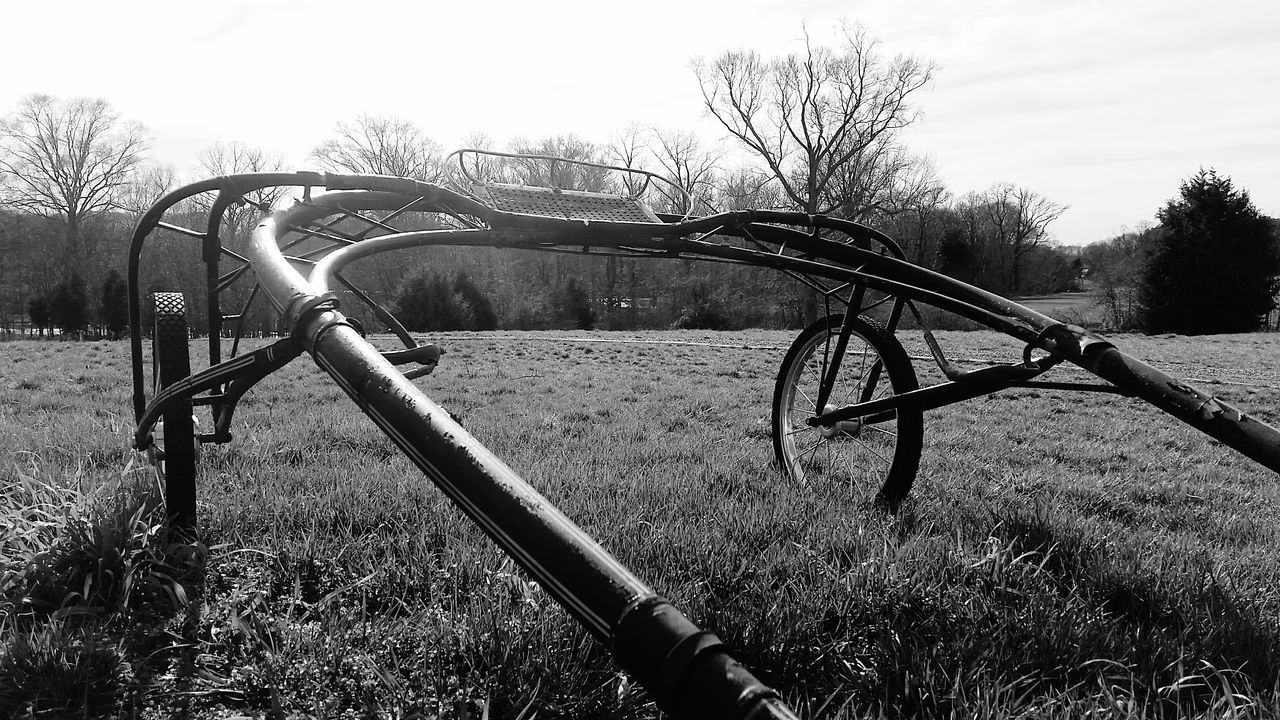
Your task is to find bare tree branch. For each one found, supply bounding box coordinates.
[648,128,723,214]
[0,94,148,275]
[198,140,288,242]
[696,26,935,216]
[310,115,442,180]
[508,135,612,192]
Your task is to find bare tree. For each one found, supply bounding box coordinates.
[200,141,283,182]
[508,135,611,191]
[606,123,650,197]
[116,162,178,220]
[0,94,148,274]
[696,26,934,216]
[449,131,505,187]
[1085,226,1155,330]
[827,140,947,225]
[983,183,1067,294]
[647,128,722,214]
[714,167,784,212]
[876,155,950,264]
[601,124,652,324]
[198,141,288,241]
[889,155,948,218]
[310,115,442,180]
[945,185,1067,294]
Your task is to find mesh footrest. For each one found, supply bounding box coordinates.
[476,182,661,223]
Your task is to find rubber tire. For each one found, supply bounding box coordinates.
[152,292,197,531]
[771,314,924,506]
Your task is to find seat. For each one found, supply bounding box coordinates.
[472,181,662,223]
[448,148,676,224]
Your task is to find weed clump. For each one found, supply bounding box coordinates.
[1,461,198,717]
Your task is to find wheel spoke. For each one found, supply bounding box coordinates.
[850,435,892,468]
[841,345,863,405]
[792,382,817,411]
[865,424,898,438]
[773,315,921,500]
[854,344,869,399]
[798,438,824,466]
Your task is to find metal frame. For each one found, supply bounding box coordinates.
[124,161,1280,719]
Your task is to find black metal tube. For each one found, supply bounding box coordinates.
[298,315,797,718]
[814,363,1045,424]
[304,315,645,637]
[204,189,242,370]
[252,198,801,720]
[1081,345,1280,472]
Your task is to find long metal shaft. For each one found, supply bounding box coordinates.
[252,209,801,719]
[1081,344,1280,471]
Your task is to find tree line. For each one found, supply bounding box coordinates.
[1,26,1273,339]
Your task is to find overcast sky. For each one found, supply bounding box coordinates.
[1,0,1276,246]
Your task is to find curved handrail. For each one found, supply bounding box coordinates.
[127,172,330,421]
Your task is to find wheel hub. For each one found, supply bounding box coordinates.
[818,403,861,439]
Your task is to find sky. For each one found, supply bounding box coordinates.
[0,0,1276,246]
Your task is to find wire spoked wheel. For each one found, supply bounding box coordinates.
[771,314,924,506]
[151,292,197,530]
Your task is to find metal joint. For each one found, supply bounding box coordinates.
[284,292,339,332]
[1188,391,1244,423]
[611,594,787,718]
[1030,322,1112,363]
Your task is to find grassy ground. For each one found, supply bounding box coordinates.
[2,329,1279,719]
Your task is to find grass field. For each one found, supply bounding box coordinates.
[2,329,1280,718]
[1008,292,1099,324]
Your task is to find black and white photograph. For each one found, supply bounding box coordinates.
[1,1,1278,717]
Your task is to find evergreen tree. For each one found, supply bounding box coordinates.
[1140,169,1280,334]
[453,272,498,330]
[937,228,974,284]
[100,269,129,339]
[48,274,90,338]
[28,296,50,336]
[424,274,465,330]
[393,274,431,330]
[556,277,595,330]
[673,281,731,329]
[393,271,469,331]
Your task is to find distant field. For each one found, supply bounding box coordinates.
[2,329,1279,718]
[1008,291,1099,324]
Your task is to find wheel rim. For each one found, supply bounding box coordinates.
[777,325,902,485]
